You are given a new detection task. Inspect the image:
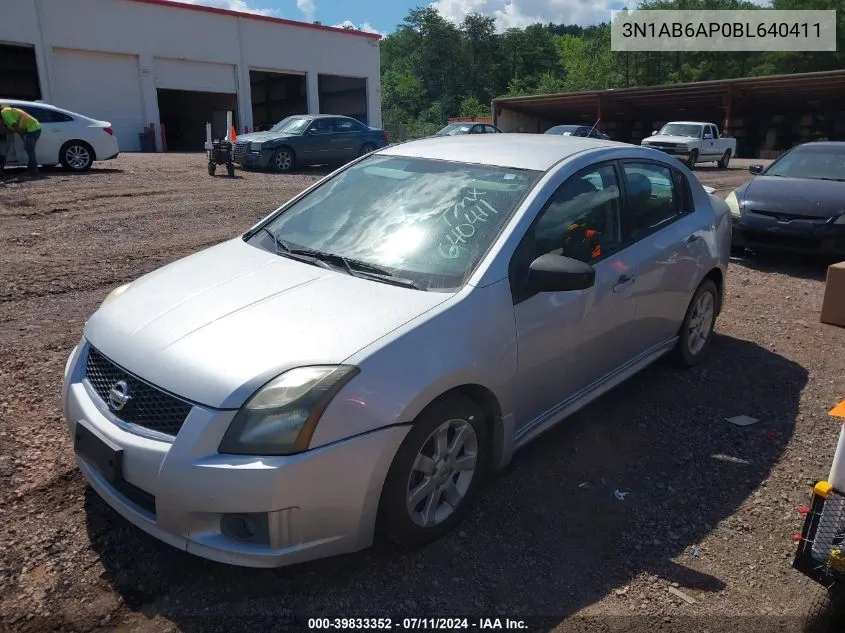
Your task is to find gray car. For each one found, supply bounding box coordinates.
[233,114,387,172]
[62,134,731,568]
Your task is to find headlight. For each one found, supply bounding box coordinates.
[218,365,360,455]
[249,141,263,151]
[101,283,131,307]
[725,191,741,217]
[835,213,845,225]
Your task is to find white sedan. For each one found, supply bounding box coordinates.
[0,99,119,172]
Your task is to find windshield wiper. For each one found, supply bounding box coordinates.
[273,236,424,290]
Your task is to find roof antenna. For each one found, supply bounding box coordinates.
[587,118,600,136]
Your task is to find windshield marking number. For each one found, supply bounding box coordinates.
[438,189,499,259]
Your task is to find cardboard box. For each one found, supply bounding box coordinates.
[820,261,845,327]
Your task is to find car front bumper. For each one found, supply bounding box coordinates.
[732,215,845,255]
[232,144,273,170]
[642,145,691,156]
[62,341,408,568]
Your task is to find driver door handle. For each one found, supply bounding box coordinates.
[613,274,635,292]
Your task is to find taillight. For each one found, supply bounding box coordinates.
[104,127,113,135]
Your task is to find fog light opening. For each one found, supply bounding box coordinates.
[220,512,270,545]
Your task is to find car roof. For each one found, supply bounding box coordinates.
[663,121,709,126]
[377,133,621,171]
[0,98,85,118]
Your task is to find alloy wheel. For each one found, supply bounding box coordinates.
[405,417,479,528]
[687,290,715,355]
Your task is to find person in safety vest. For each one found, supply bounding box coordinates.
[0,104,42,175]
[563,221,602,262]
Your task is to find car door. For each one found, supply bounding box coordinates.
[302,118,336,162]
[619,160,710,351]
[22,106,73,166]
[331,118,362,160]
[510,162,641,431]
[701,125,718,159]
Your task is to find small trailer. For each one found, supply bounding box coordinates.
[204,111,236,178]
[792,399,845,632]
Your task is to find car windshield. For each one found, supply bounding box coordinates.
[252,155,542,290]
[658,124,702,138]
[546,126,579,136]
[764,145,845,180]
[271,117,310,134]
[437,124,473,136]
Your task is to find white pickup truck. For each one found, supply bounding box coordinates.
[641,121,737,169]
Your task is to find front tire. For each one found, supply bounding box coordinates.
[686,149,699,169]
[359,142,377,157]
[270,147,295,172]
[59,141,95,172]
[674,279,718,367]
[378,393,489,547]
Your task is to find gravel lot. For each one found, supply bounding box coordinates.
[1,153,844,633]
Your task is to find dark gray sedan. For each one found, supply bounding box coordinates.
[726,142,845,256]
[233,114,387,172]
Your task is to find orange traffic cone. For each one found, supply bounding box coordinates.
[230,125,237,142]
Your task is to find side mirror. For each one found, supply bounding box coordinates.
[527,253,595,293]
[749,164,764,175]
[652,130,658,135]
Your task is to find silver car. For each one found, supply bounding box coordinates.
[62,134,731,568]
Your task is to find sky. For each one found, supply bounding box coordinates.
[175,0,644,36]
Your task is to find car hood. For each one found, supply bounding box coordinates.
[643,134,697,144]
[83,239,452,409]
[738,176,845,218]
[235,131,296,143]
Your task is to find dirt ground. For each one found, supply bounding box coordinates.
[1,153,844,633]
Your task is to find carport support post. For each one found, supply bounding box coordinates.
[307,72,320,114]
[596,96,603,132]
[723,88,733,136]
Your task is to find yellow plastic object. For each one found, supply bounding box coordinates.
[829,549,845,574]
[814,481,834,499]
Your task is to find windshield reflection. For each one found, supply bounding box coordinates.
[254,155,542,290]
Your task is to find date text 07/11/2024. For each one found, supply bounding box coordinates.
[307,617,530,630]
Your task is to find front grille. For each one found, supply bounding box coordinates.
[742,230,822,250]
[751,209,832,224]
[84,347,192,437]
[233,141,247,165]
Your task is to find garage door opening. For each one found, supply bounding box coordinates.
[318,75,367,125]
[249,71,306,132]
[0,44,40,101]
[156,89,238,151]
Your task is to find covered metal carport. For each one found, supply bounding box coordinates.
[492,70,845,158]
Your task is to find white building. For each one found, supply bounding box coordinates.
[0,0,382,151]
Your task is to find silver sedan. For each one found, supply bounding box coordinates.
[62,134,731,568]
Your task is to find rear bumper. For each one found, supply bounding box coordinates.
[732,216,845,255]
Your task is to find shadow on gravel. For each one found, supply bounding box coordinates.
[84,334,806,633]
[732,250,834,282]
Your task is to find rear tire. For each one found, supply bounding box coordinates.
[674,279,718,367]
[718,149,732,169]
[59,140,95,172]
[378,393,489,547]
[686,149,698,169]
[226,163,235,177]
[359,142,377,157]
[207,162,216,176]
